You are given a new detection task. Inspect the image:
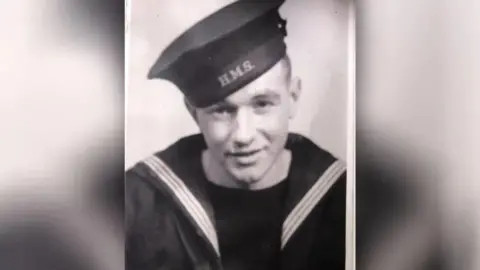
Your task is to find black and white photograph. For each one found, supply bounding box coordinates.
[125,0,354,269]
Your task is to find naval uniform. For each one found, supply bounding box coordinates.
[127,1,347,269]
[126,133,346,270]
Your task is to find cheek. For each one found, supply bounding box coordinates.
[257,107,291,136]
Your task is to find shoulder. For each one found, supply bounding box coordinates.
[287,133,344,161]
[126,134,205,193]
[287,132,346,176]
[125,133,206,210]
[127,133,205,175]
[284,133,346,211]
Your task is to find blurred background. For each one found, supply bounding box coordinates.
[0,0,479,270]
[125,0,351,168]
[0,1,124,270]
[356,0,480,269]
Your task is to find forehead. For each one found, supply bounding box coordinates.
[220,60,289,104]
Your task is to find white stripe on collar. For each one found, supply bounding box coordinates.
[142,155,220,256]
[281,159,346,249]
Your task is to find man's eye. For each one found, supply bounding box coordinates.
[214,107,231,114]
[211,106,235,117]
[253,100,275,112]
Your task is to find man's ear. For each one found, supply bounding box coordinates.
[184,97,198,123]
[288,76,302,119]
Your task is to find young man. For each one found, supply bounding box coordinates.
[126,1,346,269]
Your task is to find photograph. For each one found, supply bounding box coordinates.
[125,0,353,269]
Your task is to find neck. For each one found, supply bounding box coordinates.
[202,149,292,190]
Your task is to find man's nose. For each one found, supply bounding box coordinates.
[231,108,255,146]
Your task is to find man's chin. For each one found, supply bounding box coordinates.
[227,170,262,186]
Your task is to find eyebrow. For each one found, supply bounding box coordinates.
[252,89,281,100]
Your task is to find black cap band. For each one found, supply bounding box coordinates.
[186,35,286,107]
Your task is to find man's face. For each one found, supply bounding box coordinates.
[190,58,301,185]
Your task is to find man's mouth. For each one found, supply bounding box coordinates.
[229,149,262,157]
[227,149,263,165]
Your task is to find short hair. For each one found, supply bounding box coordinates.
[278,53,292,84]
